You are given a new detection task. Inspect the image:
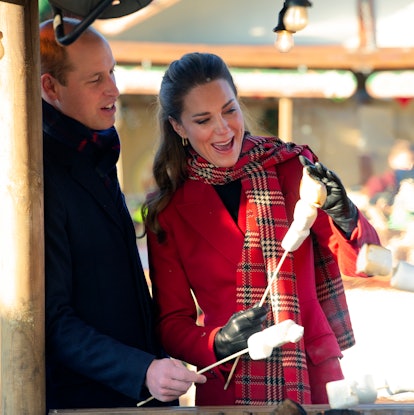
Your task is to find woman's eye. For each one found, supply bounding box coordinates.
[196,119,209,125]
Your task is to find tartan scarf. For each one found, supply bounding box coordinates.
[187,134,311,404]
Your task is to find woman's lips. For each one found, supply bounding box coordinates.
[212,137,234,151]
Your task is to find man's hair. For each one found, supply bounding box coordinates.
[39,18,103,85]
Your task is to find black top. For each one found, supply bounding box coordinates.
[213,179,242,222]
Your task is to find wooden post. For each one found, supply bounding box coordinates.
[0,1,45,414]
[278,97,293,141]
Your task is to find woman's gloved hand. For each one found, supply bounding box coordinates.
[213,304,268,361]
[299,155,358,235]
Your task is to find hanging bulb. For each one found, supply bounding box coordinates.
[283,5,308,31]
[273,4,295,53]
[274,30,295,53]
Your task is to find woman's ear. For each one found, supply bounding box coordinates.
[168,116,185,138]
[41,73,59,101]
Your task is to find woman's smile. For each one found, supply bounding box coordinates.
[212,137,234,152]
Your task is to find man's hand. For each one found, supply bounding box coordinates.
[214,304,268,360]
[145,358,206,402]
[299,155,358,235]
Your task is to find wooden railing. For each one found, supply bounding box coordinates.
[49,403,414,414]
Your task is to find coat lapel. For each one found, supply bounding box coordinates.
[70,155,125,232]
[175,180,245,264]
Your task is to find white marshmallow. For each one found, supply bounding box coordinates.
[281,226,310,252]
[356,243,392,276]
[260,319,304,348]
[247,332,274,360]
[292,199,318,231]
[326,379,359,409]
[299,168,327,208]
[247,320,304,360]
[285,322,305,343]
[391,260,414,292]
[355,374,377,404]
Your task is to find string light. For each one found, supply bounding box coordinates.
[283,0,312,32]
[273,1,312,52]
[273,4,295,53]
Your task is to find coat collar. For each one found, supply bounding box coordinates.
[44,133,125,232]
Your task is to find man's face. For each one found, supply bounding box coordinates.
[52,36,119,131]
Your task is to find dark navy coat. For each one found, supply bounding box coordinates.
[43,126,169,410]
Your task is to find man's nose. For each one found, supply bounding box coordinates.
[106,76,120,98]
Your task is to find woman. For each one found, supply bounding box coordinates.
[143,52,380,406]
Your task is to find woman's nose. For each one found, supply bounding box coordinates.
[215,116,229,134]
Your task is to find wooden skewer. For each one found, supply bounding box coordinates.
[223,355,239,390]
[136,395,155,407]
[136,348,249,407]
[260,250,289,307]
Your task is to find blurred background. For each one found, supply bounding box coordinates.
[38,0,414,403]
[38,0,414,198]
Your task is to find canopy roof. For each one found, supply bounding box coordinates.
[89,0,414,69]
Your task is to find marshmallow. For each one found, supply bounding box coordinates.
[391,261,414,292]
[281,227,310,252]
[326,379,359,409]
[261,319,304,348]
[247,332,274,360]
[292,199,318,231]
[354,374,377,404]
[299,168,327,208]
[356,243,392,276]
[247,320,304,360]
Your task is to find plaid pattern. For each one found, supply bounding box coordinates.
[188,135,310,403]
[187,134,354,404]
[311,233,355,350]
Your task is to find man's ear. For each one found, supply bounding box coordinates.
[168,116,185,138]
[41,73,59,101]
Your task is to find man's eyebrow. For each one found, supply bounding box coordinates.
[84,69,114,80]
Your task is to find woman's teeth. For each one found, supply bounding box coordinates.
[213,138,233,151]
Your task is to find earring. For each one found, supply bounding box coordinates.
[181,137,189,147]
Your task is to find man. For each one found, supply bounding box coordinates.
[40,18,205,411]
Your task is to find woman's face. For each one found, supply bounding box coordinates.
[170,79,245,167]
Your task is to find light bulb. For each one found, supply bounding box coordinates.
[283,6,308,31]
[274,30,294,53]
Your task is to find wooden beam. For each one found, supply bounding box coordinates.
[109,40,414,71]
[0,1,45,414]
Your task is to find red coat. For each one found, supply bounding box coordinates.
[147,153,380,405]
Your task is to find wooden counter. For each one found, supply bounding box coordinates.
[49,403,414,414]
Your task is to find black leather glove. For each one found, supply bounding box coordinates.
[299,155,358,235]
[213,304,268,361]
